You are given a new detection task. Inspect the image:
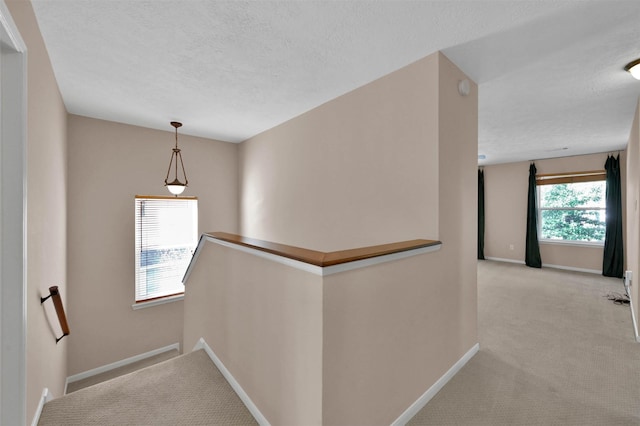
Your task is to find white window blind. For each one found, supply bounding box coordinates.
[135,196,198,302]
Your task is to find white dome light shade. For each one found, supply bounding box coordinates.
[166,182,186,195]
[625,58,640,80]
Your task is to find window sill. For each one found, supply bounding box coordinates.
[132,293,184,310]
[539,239,604,248]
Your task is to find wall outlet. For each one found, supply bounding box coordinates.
[509,244,514,251]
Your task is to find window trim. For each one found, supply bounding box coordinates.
[536,170,605,186]
[134,195,198,305]
[536,173,606,245]
[132,293,185,310]
[539,238,604,248]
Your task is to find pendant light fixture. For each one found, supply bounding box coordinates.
[164,121,189,196]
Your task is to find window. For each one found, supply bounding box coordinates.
[537,172,605,244]
[135,196,198,302]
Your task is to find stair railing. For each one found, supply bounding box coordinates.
[40,286,70,343]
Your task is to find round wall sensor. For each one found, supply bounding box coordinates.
[458,79,470,96]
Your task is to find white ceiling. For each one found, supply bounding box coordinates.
[31,1,640,165]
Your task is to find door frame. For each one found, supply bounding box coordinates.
[0,1,27,424]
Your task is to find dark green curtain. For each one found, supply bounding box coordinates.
[478,169,485,259]
[525,163,542,268]
[603,155,624,278]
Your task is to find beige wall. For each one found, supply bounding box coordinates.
[484,152,618,271]
[239,54,440,252]
[437,53,478,352]
[626,99,639,332]
[322,250,474,425]
[67,116,238,374]
[183,242,324,425]
[483,161,528,260]
[7,0,69,420]
[223,51,478,424]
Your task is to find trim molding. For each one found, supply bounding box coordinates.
[0,2,27,424]
[485,257,600,275]
[65,343,180,390]
[542,263,601,275]
[391,343,480,426]
[205,232,441,267]
[208,235,323,275]
[322,244,441,276]
[193,338,270,425]
[184,235,441,281]
[30,388,52,426]
[484,256,525,265]
[539,239,604,248]
[631,298,640,343]
[182,234,207,282]
[0,0,26,50]
[131,293,184,310]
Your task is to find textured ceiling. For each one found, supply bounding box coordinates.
[31,1,640,165]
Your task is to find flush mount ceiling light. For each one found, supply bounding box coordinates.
[164,121,189,196]
[624,58,640,80]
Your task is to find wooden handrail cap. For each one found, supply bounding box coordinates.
[206,232,441,267]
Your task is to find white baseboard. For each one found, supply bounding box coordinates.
[543,263,601,275]
[631,298,640,343]
[485,257,600,274]
[193,338,270,426]
[484,257,525,265]
[65,342,181,392]
[391,343,480,426]
[31,388,52,426]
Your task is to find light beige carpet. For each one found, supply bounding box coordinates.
[39,349,257,425]
[409,261,640,425]
[66,349,180,393]
[39,262,640,425]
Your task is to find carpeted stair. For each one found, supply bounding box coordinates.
[38,349,257,425]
